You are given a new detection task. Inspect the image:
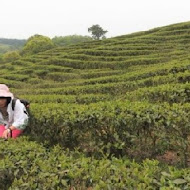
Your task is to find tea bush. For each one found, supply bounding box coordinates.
[0,137,190,189]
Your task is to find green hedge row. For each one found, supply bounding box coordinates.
[21,94,112,104]
[28,101,190,166]
[1,137,190,189]
[12,72,189,97]
[126,83,190,104]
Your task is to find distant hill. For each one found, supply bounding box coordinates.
[0,38,26,54]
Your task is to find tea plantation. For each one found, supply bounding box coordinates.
[1,21,190,189]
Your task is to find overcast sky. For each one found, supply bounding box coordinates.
[1,0,190,39]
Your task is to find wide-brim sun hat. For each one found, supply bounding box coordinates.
[0,84,14,98]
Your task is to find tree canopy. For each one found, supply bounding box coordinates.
[2,51,21,63]
[88,25,108,40]
[21,34,54,56]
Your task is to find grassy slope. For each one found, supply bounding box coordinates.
[2,21,190,98]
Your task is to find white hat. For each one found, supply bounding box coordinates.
[0,84,14,98]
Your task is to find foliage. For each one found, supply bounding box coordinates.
[0,38,26,55]
[0,137,190,189]
[23,101,190,167]
[2,51,21,63]
[0,54,3,63]
[0,38,26,47]
[21,34,55,56]
[1,21,190,188]
[52,35,92,46]
[88,24,108,40]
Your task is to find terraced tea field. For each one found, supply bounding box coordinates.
[1,21,190,189]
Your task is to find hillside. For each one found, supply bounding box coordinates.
[0,38,26,54]
[3,22,190,100]
[1,21,190,188]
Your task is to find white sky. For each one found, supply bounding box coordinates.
[0,0,190,39]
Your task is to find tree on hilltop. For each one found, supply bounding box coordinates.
[21,34,55,56]
[88,25,108,40]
